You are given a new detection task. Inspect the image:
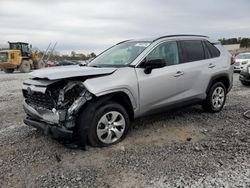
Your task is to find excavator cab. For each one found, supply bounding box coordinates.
[8,42,31,58]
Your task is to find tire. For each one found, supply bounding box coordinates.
[77,101,130,147]
[202,82,227,113]
[19,60,31,73]
[33,60,45,69]
[241,80,250,86]
[3,68,14,73]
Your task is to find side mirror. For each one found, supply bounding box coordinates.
[144,59,166,74]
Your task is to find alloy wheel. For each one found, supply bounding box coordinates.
[96,111,126,144]
[212,86,225,109]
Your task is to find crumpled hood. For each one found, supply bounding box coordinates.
[29,65,117,80]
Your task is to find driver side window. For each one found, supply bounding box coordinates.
[146,41,179,66]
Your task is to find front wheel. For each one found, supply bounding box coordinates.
[19,60,31,73]
[33,60,45,69]
[202,82,227,113]
[78,102,130,147]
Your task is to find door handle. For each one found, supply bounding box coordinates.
[208,63,216,68]
[174,71,184,77]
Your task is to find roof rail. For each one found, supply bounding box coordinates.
[116,40,131,45]
[153,34,208,42]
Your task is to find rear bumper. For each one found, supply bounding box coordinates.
[239,72,250,82]
[24,117,73,140]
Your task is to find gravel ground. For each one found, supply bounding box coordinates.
[0,71,249,188]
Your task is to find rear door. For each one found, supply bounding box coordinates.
[177,40,215,100]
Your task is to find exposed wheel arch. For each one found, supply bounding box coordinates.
[108,92,134,121]
[78,91,135,122]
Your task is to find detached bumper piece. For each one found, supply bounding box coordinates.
[24,117,73,140]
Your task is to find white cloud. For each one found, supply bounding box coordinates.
[0,0,249,54]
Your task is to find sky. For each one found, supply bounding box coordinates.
[0,0,249,55]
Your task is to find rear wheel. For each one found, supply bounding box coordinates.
[202,82,227,112]
[3,68,14,73]
[77,101,130,147]
[19,60,31,73]
[33,60,45,69]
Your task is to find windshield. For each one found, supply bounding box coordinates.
[236,54,250,59]
[89,41,151,67]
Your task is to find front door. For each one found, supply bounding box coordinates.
[135,41,193,115]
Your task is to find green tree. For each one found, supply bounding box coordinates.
[90,52,96,58]
[240,38,250,48]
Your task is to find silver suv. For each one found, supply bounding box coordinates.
[22,35,233,147]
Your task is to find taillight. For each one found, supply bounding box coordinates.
[231,56,236,65]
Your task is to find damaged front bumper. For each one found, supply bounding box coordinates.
[23,88,93,140]
[24,117,73,140]
[23,100,73,140]
[23,100,60,124]
[22,79,94,141]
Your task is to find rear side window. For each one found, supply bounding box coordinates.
[203,40,220,58]
[179,40,205,63]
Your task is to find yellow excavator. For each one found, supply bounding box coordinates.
[0,42,45,73]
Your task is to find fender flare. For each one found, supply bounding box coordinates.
[206,73,230,94]
[93,88,138,110]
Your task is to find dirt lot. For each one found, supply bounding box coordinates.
[0,71,249,188]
